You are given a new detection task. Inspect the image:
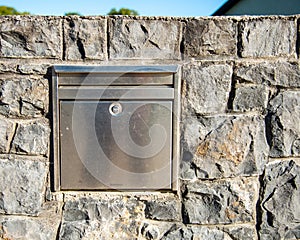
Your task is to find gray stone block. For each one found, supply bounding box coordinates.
[182,115,269,179]
[59,221,99,240]
[182,178,258,224]
[182,63,232,115]
[139,222,257,240]
[184,18,237,58]
[233,84,269,112]
[0,217,58,240]
[240,18,296,57]
[221,225,257,240]
[60,219,140,240]
[144,198,181,221]
[190,224,256,240]
[0,119,14,153]
[0,159,47,215]
[0,62,50,75]
[189,227,225,240]
[259,160,300,240]
[61,196,145,239]
[63,196,144,223]
[109,17,182,59]
[0,77,49,117]
[64,17,107,60]
[268,91,300,157]
[140,222,186,240]
[235,61,300,88]
[160,225,192,240]
[140,223,160,239]
[0,16,62,58]
[180,161,196,180]
[275,62,300,88]
[0,62,18,73]
[17,64,50,75]
[11,119,50,155]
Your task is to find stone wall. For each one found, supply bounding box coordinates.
[0,15,299,240]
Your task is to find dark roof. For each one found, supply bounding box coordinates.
[212,0,241,16]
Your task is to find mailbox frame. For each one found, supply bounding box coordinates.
[52,65,180,192]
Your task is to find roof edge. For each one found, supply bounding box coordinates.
[212,0,241,16]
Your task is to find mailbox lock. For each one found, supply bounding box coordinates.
[109,102,122,116]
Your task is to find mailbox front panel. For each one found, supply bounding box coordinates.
[52,65,180,191]
[60,101,172,190]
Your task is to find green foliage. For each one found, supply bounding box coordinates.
[107,7,139,16]
[0,6,30,15]
[65,12,82,16]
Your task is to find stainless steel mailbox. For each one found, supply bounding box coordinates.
[52,65,180,191]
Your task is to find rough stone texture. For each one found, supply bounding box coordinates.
[180,160,197,180]
[184,18,237,58]
[0,62,18,73]
[0,77,49,117]
[141,222,192,240]
[59,196,144,239]
[182,115,269,179]
[190,224,257,240]
[62,196,144,222]
[191,227,227,240]
[259,160,300,240]
[144,198,181,221]
[159,224,192,240]
[64,17,107,60]
[0,216,59,240]
[221,225,257,240]
[17,64,50,75]
[11,119,50,155]
[268,91,300,157]
[60,220,141,240]
[109,18,182,59]
[182,63,232,114]
[59,221,102,240]
[234,61,300,88]
[140,222,184,240]
[0,62,50,75]
[140,222,162,239]
[182,178,258,224]
[0,16,62,58]
[240,18,296,57]
[232,84,269,112]
[139,222,257,240]
[0,118,14,153]
[0,159,47,215]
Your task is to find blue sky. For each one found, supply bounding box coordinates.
[0,0,228,16]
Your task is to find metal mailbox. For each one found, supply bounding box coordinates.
[52,65,180,191]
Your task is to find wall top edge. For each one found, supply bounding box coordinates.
[0,14,298,21]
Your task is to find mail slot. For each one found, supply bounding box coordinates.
[52,65,180,191]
